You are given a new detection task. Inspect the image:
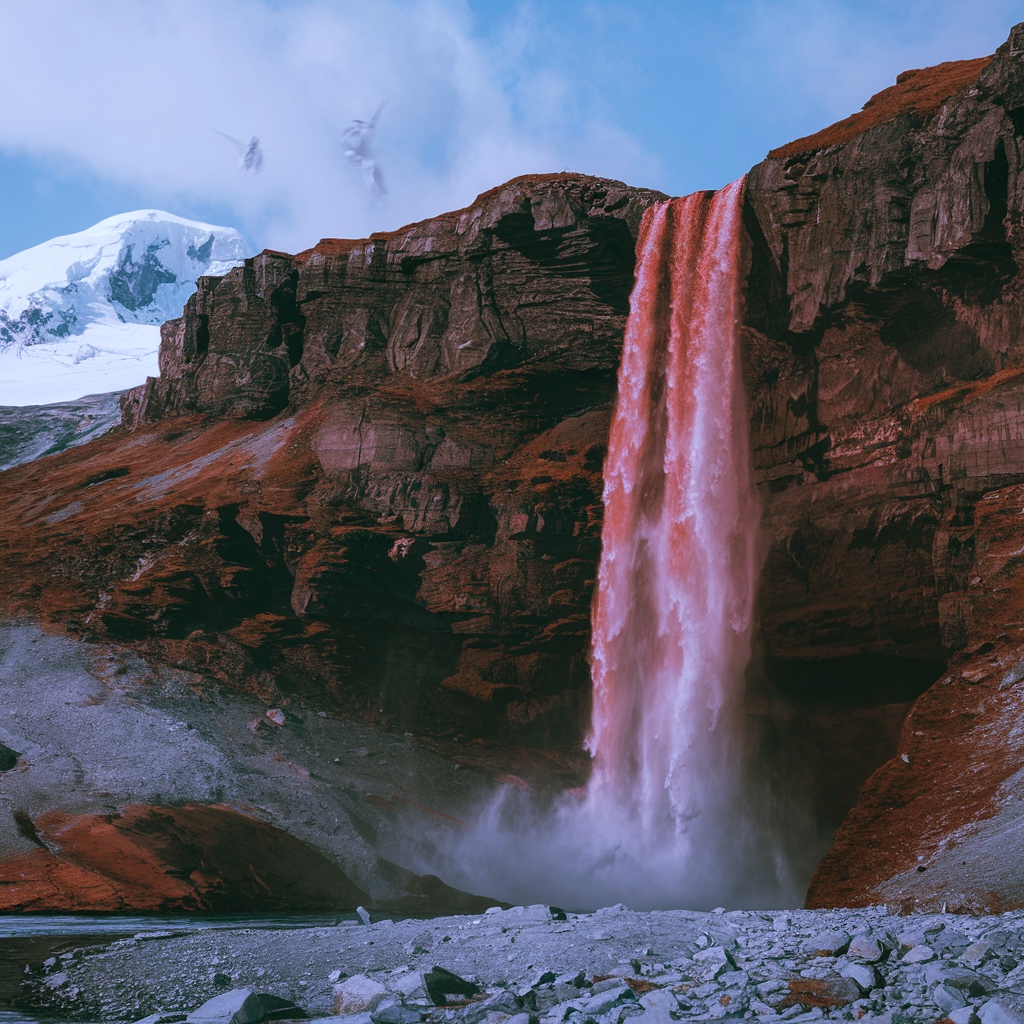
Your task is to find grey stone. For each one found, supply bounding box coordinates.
[979,999,1024,1024]
[948,1008,979,1024]
[804,931,850,956]
[840,962,881,993]
[924,965,992,995]
[390,972,427,1002]
[555,972,585,988]
[638,990,678,1013]
[186,989,301,1024]
[692,946,737,980]
[963,942,996,968]
[592,978,629,994]
[334,975,389,1015]
[902,945,935,964]
[371,1006,423,1024]
[464,990,522,1024]
[583,981,634,1016]
[848,935,887,962]
[934,984,968,1015]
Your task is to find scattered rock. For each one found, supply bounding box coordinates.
[848,934,887,962]
[979,998,1024,1024]
[948,1007,980,1024]
[582,980,634,1016]
[691,945,737,980]
[805,931,851,957]
[390,972,427,1002]
[371,1006,422,1024]
[333,975,388,1015]
[839,961,881,992]
[962,941,996,968]
[935,983,969,1015]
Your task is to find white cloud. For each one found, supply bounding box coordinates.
[0,0,656,253]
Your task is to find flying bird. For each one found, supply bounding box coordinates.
[212,130,264,174]
[342,102,386,197]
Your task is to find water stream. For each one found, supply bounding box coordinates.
[426,180,803,911]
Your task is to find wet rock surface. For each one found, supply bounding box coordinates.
[743,23,1024,909]
[20,906,1024,1024]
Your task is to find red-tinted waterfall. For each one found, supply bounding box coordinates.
[426,178,800,910]
[587,178,759,845]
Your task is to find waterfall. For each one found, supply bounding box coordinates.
[587,178,758,853]
[423,178,801,910]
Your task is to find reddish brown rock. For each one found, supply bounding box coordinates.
[0,174,664,748]
[0,804,368,912]
[5,23,1024,914]
[779,976,862,1010]
[749,23,1024,908]
[0,803,500,914]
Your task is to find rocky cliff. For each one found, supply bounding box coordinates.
[746,25,1024,910]
[0,176,664,909]
[4,25,1024,912]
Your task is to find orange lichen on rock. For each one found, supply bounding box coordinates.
[0,804,369,912]
[769,56,991,160]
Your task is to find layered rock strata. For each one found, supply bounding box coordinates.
[0,178,660,908]
[745,25,1024,909]
[4,24,1024,912]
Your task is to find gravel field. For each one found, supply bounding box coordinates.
[20,904,1024,1023]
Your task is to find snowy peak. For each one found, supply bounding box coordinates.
[0,210,247,347]
[0,211,247,406]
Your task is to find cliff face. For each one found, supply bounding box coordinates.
[5,26,1024,913]
[746,25,1024,910]
[1,175,664,750]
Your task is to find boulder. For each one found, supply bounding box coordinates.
[333,975,388,1015]
[186,989,303,1024]
[423,967,480,1006]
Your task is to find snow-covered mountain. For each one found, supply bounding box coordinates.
[0,211,247,405]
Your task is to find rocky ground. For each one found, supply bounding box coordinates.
[0,392,121,471]
[18,905,1024,1024]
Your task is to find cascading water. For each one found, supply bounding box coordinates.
[419,178,803,910]
[586,178,759,864]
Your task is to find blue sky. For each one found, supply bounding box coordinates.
[0,0,1020,259]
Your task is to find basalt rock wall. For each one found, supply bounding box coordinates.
[745,24,1024,910]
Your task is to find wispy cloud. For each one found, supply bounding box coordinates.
[0,0,1017,255]
[0,0,655,253]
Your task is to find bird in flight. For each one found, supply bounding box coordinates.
[342,102,387,197]
[212,130,264,174]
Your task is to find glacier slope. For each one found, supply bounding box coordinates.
[0,210,246,405]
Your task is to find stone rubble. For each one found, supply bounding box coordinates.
[17,904,1024,1024]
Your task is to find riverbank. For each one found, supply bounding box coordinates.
[17,905,1024,1023]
